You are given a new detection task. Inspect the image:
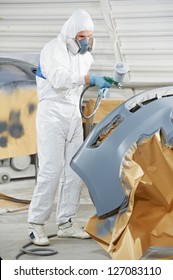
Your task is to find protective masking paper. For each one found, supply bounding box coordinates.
[85,131,173,259]
[0,193,30,214]
[83,98,124,124]
[0,82,38,159]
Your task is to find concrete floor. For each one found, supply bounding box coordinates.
[0,178,111,260]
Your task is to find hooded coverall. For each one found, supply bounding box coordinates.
[28,10,94,225]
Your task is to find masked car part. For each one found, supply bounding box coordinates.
[0,57,37,182]
[71,86,173,217]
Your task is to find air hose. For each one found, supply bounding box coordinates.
[79,78,120,136]
[79,84,102,119]
[79,62,129,121]
[79,77,120,120]
[15,234,58,259]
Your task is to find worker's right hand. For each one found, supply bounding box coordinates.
[90,74,111,89]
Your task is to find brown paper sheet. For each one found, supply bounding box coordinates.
[0,83,38,159]
[85,132,173,259]
[0,193,30,214]
[83,99,125,124]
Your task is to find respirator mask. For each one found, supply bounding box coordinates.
[66,37,95,55]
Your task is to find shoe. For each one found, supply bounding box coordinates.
[57,218,91,239]
[28,223,50,246]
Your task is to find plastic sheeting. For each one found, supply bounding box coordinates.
[84,131,173,259]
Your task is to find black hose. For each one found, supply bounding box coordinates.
[0,194,30,204]
[15,234,58,259]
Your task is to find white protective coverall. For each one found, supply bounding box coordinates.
[28,10,94,225]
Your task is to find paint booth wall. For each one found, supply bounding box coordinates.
[1,0,173,99]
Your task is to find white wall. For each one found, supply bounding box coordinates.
[0,0,172,99]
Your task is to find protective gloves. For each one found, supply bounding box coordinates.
[90,74,111,89]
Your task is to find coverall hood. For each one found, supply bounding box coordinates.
[60,9,94,40]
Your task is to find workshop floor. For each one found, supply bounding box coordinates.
[0,178,111,260]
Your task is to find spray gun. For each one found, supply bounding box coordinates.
[79,62,129,120]
[98,62,129,98]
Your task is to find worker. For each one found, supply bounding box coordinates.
[27,9,111,246]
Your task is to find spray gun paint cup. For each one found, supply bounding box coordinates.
[113,62,129,83]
